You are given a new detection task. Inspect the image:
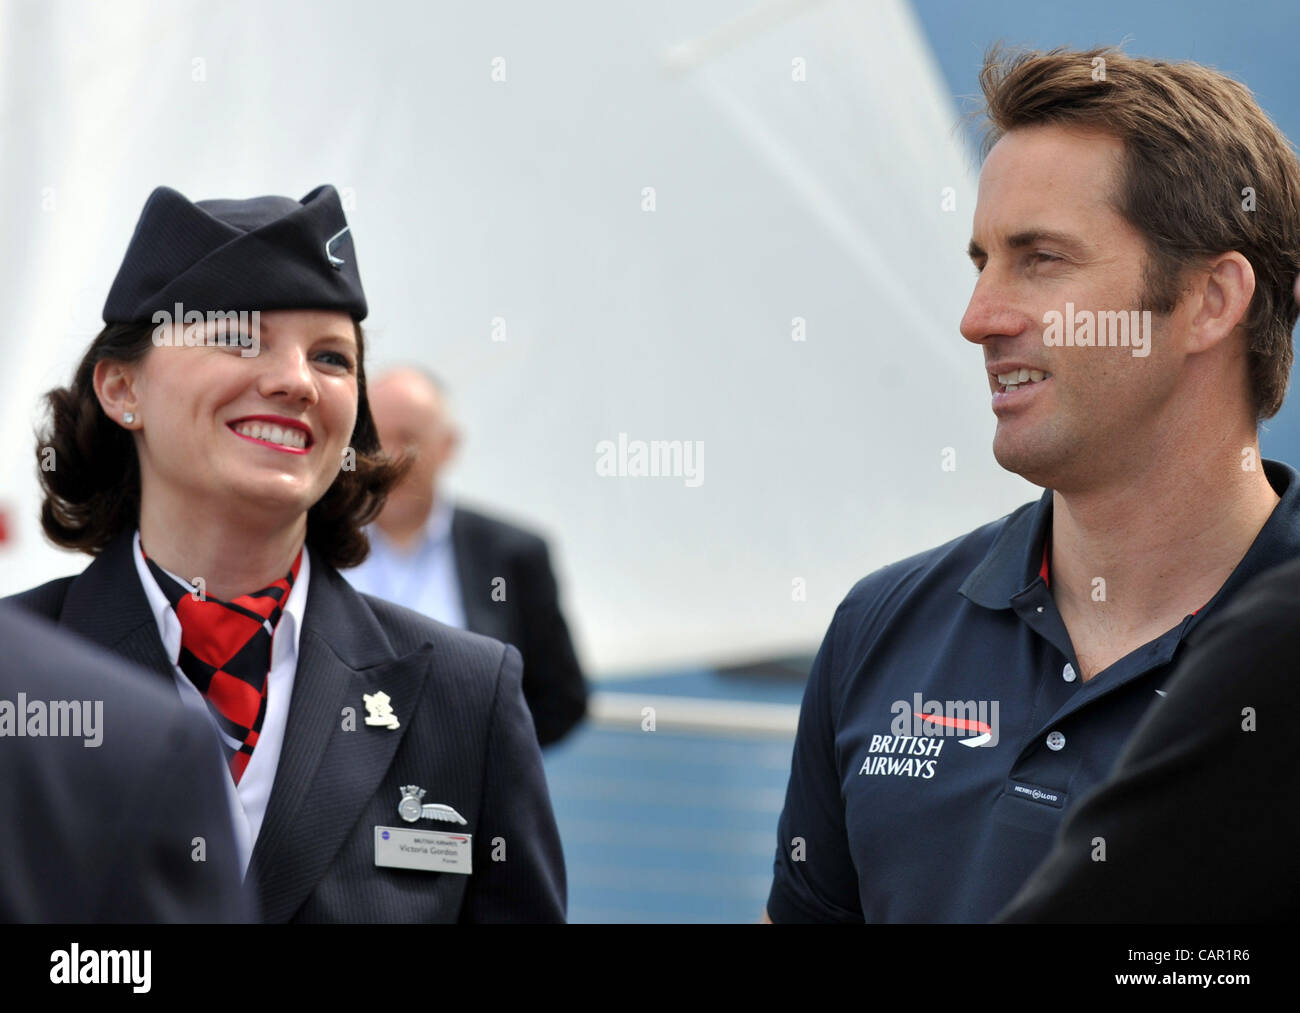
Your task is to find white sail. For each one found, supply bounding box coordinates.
[0,0,1036,671]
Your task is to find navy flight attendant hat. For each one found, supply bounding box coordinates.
[102,184,367,323]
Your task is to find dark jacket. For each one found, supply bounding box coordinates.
[5,529,566,923]
[452,505,587,746]
[0,602,251,922]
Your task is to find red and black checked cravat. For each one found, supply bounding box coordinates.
[142,545,302,784]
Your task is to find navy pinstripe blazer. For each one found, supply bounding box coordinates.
[5,530,566,923]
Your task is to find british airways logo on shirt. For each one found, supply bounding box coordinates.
[858,695,1000,780]
[891,693,1000,747]
[859,733,945,778]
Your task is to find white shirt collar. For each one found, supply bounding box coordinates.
[131,528,310,668]
[370,494,455,556]
[130,528,309,878]
[428,494,455,542]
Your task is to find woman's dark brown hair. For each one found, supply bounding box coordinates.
[36,320,410,569]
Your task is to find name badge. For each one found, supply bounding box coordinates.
[374,826,473,874]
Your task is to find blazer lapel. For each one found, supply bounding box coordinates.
[57,530,176,683]
[248,556,435,923]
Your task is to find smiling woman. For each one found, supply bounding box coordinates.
[39,308,394,572]
[7,185,567,923]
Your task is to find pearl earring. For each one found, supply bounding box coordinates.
[123,412,135,424]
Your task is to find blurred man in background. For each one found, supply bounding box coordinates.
[347,367,587,747]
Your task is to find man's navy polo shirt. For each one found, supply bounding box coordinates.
[768,459,1300,923]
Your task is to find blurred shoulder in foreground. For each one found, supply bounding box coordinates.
[0,603,252,923]
[997,554,1300,923]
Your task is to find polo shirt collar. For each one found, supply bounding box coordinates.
[958,490,1051,610]
[959,458,1300,613]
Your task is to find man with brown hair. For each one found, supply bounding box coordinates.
[765,45,1300,922]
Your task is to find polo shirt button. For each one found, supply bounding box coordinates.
[1036,606,1044,614]
[1062,663,1077,682]
[1046,730,1066,751]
